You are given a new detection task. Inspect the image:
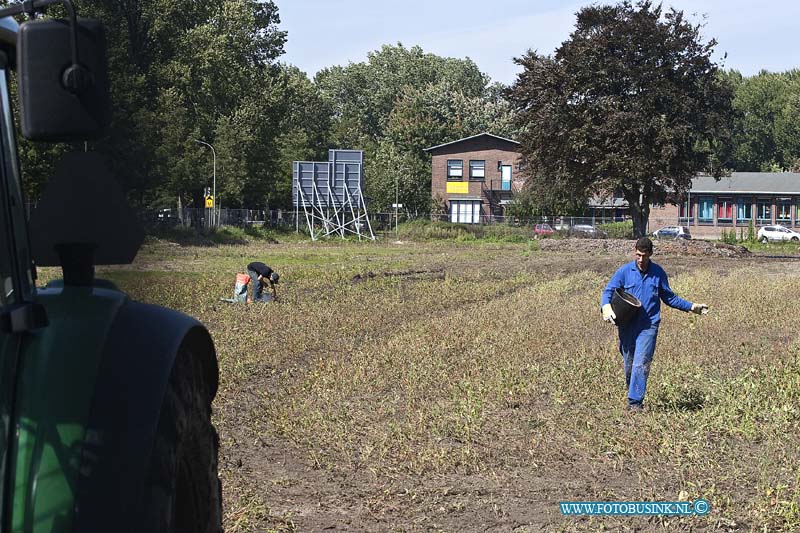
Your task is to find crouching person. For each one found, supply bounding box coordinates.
[247,261,279,302]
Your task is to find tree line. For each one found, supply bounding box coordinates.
[13,0,800,226]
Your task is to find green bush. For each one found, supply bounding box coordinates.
[598,220,634,239]
[747,219,757,243]
[720,228,738,245]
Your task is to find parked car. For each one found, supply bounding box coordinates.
[570,224,608,238]
[553,218,570,231]
[757,225,800,243]
[534,223,555,237]
[157,208,179,225]
[653,225,691,240]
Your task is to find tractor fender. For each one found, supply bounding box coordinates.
[72,299,217,532]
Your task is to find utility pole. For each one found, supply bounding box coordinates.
[195,139,216,227]
[687,190,691,227]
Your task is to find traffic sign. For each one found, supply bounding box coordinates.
[205,196,214,208]
[392,203,403,208]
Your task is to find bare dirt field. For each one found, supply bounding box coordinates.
[93,237,800,531]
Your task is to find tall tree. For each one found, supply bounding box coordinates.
[507,0,734,236]
[315,43,489,149]
[315,44,516,212]
[775,75,800,171]
[267,65,332,209]
[729,69,800,172]
[376,82,518,212]
[17,0,292,210]
[143,0,288,208]
[729,71,788,171]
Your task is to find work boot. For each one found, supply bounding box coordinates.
[626,402,644,413]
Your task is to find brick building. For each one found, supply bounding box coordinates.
[424,133,524,223]
[649,172,800,238]
[424,132,800,237]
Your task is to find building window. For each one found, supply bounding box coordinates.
[757,199,772,224]
[717,197,733,223]
[469,160,485,180]
[447,160,463,180]
[679,200,694,223]
[797,198,800,226]
[449,200,482,224]
[501,165,512,191]
[737,197,752,221]
[777,198,791,224]
[698,196,714,223]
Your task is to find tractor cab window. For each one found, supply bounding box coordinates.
[0,65,34,308]
[1,248,13,307]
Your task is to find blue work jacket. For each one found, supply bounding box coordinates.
[601,260,692,326]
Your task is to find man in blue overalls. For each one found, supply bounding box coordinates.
[601,237,708,411]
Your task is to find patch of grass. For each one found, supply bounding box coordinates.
[145,224,304,246]
[396,219,531,243]
[740,239,800,254]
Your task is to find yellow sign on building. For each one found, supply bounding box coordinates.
[205,196,214,208]
[446,182,469,194]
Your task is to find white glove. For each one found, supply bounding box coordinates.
[601,303,616,324]
[691,303,709,315]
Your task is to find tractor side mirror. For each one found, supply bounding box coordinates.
[16,18,110,141]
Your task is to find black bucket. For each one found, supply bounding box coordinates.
[611,288,642,326]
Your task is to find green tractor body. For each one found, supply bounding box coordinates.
[0,2,221,532]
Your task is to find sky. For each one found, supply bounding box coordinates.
[277,0,800,85]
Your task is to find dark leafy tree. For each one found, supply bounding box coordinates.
[507,0,734,236]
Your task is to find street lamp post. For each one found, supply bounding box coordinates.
[195,139,216,226]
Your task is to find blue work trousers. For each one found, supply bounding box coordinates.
[248,269,264,301]
[618,322,659,405]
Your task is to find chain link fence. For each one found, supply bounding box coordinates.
[369,213,633,238]
[26,201,635,237]
[138,208,637,237]
[141,208,300,230]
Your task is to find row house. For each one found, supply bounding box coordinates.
[425,133,524,223]
[424,132,800,236]
[650,172,800,238]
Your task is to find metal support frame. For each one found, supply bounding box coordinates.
[293,153,375,241]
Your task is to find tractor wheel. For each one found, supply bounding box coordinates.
[139,345,222,532]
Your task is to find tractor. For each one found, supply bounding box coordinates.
[0,1,222,531]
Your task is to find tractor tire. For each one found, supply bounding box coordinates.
[139,345,222,533]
